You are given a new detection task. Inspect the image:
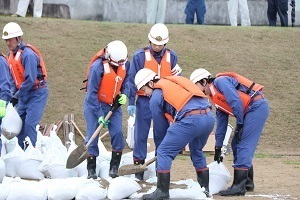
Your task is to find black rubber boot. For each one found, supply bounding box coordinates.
[87,155,97,179]
[245,165,254,191]
[219,168,248,196]
[143,172,170,200]
[197,168,210,197]
[109,151,122,178]
[134,160,145,180]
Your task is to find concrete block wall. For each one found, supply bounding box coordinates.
[1,0,299,26]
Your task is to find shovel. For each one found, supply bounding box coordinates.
[66,101,121,169]
[118,156,157,176]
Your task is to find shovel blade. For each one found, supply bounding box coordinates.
[66,144,89,169]
[118,164,147,176]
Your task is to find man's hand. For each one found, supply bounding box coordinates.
[214,146,223,163]
[127,105,136,117]
[0,100,6,118]
[234,123,244,144]
[10,97,18,107]
[98,116,109,128]
[117,94,127,105]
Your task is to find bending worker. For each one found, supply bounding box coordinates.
[2,22,48,150]
[0,52,13,155]
[190,68,269,196]
[135,68,215,199]
[82,40,131,179]
[128,23,182,180]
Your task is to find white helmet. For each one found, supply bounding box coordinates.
[2,22,23,40]
[105,40,128,66]
[148,23,169,45]
[135,68,157,90]
[190,68,212,84]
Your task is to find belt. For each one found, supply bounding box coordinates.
[32,84,47,90]
[184,108,211,117]
[253,94,264,101]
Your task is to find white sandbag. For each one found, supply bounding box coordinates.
[76,180,107,200]
[98,160,110,179]
[0,158,5,183]
[1,103,22,140]
[67,137,87,177]
[6,178,47,200]
[169,179,207,199]
[208,161,231,195]
[47,164,77,179]
[107,176,141,200]
[47,179,78,200]
[119,151,135,179]
[144,152,156,180]
[0,183,9,200]
[1,135,7,156]
[2,145,25,177]
[4,137,17,154]
[16,137,44,180]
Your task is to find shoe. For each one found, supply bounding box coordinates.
[11,14,20,17]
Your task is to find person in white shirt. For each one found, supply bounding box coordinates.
[12,0,43,18]
[227,0,251,26]
[147,0,167,24]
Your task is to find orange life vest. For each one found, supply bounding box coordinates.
[83,49,127,104]
[137,48,172,96]
[8,44,47,89]
[209,72,264,116]
[81,49,105,91]
[154,76,207,122]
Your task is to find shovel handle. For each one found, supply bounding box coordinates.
[142,156,157,168]
[85,110,113,148]
[71,120,86,140]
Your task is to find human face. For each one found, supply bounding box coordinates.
[150,43,164,53]
[140,85,153,97]
[5,37,19,52]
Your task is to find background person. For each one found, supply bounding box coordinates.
[147,0,167,24]
[266,0,288,26]
[12,0,43,18]
[134,68,215,199]
[184,0,207,25]
[190,68,270,196]
[2,22,48,150]
[0,52,13,156]
[83,40,131,179]
[227,0,251,26]
[127,23,182,181]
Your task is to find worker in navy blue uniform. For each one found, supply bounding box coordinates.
[2,22,48,150]
[127,23,182,180]
[135,68,215,199]
[184,0,207,25]
[190,68,270,196]
[83,40,131,179]
[267,0,288,27]
[0,53,13,156]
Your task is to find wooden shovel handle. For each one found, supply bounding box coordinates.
[85,110,113,148]
[142,156,157,168]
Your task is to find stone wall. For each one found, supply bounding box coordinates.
[1,0,299,26]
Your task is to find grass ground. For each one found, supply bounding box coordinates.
[0,16,299,155]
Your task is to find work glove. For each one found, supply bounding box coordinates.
[127,105,136,117]
[117,94,127,105]
[234,123,244,144]
[98,116,110,128]
[0,100,6,118]
[10,97,18,107]
[214,146,223,163]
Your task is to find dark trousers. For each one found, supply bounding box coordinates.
[267,0,288,27]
